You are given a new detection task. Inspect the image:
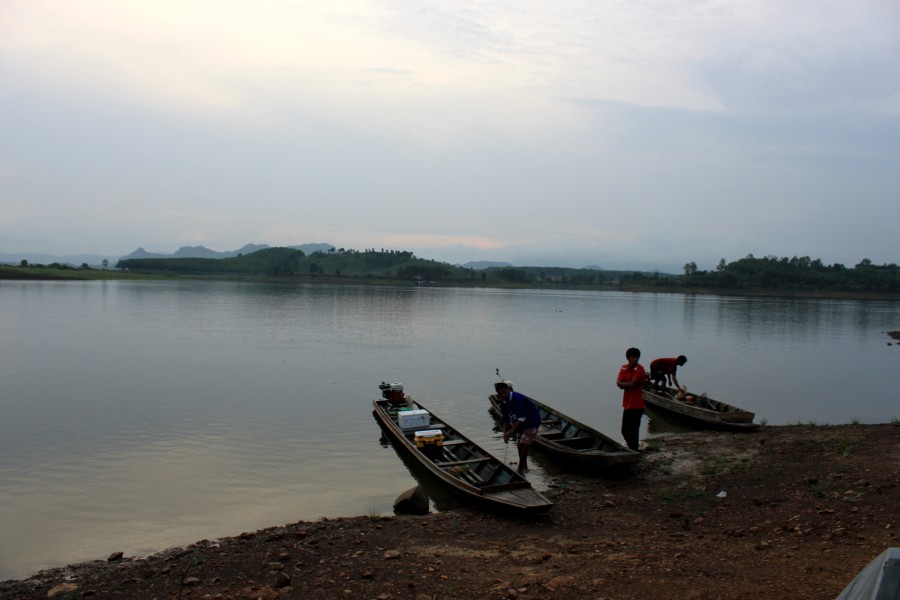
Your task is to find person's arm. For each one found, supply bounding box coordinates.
[617,369,643,389]
[504,418,523,442]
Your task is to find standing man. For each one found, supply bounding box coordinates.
[616,347,647,451]
[650,355,687,394]
[494,380,541,475]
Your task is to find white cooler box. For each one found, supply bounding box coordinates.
[398,409,430,430]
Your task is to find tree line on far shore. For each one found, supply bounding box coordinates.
[644,255,898,293]
[115,248,900,293]
[6,249,899,295]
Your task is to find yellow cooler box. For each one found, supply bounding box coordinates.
[414,429,444,447]
[414,429,444,459]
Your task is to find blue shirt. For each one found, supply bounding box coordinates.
[499,391,542,430]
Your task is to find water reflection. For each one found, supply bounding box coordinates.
[645,406,698,435]
[375,429,462,513]
[2,281,898,581]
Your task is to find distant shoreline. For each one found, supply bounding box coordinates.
[2,265,899,301]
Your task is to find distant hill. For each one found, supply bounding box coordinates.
[461,261,513,270]
[120,243,334,260]
[116,247,474,281]
[0,243,336,267]
[0,252,115,267]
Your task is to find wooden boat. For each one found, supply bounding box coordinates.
[642,385,761,431]
[835,547,900,599]
[372,394,553,515]
[488,393,640,473]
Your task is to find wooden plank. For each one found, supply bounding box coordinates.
[441,439,468,446]
[478,481,532,492]
[555,435,594,443]
[438,457,493,468]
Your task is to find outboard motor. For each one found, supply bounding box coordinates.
[379,381,406,405]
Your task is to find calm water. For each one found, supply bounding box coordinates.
[1,280,897,580]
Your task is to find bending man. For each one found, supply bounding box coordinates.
[650,355,687,394]
[494,380,541,475]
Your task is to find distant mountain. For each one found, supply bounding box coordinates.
[1,243,335,267]
[120,243,335,260]
[0,252,115,266]
[461,261,513,270]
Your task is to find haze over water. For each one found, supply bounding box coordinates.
[1,280,897,580]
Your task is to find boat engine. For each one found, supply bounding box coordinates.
[379,381,406,405]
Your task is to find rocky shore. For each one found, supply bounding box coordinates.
[2,423,897,600]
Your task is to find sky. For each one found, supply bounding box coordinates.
[1,1,898,272]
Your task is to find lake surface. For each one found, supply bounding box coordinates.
[1,280,897,580]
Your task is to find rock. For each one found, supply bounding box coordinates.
[107,551,124,562]
[393,486,429,515]
[241,586,280,599]
[47,583,78,598]
[182,577,201,586]
[383,549,402,560]
[273,571,291,588]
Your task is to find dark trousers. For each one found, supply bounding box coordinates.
[621,408,644,451]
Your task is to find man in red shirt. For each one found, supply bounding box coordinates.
[616,347,647,451]
[650,355,687,394]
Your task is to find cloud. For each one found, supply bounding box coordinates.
[0,0,897,267]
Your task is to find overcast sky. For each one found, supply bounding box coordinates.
[1,1,898,271]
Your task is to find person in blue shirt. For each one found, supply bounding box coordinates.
[494,380,542,475]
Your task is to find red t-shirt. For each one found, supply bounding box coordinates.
[650,357,678,374]
[617,363,646,410]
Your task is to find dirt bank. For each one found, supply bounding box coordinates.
[2,423,898,600]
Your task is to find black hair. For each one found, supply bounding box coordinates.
[626,347,641,359]
[677,355,687,363]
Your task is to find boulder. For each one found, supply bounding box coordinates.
[393,486,429,515]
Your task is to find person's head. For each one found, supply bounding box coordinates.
[494,380,513,398]
[625,347,641,366]
[677,355,687,366]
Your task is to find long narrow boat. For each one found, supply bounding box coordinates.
[488,393,640,473]
[642,385,761,431]
[372,394,553,515]
[835,546,900,600]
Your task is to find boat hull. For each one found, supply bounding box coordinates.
[372,398,553,515]
[642,386,761,432]
[488,394,640,473]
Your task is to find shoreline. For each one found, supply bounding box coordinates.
[3,422,898,599]
[3,267,899,302]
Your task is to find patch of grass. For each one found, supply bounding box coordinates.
[658,487,706,502]
[700,454,730,476]
[808,471,858,500]
[810,483,828,498]
[750,468,766,483]
[177,553,204,600]
[643,438,662,452]
[850,417,861,425]
[759,417,768,426]
[837,434,856,458]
